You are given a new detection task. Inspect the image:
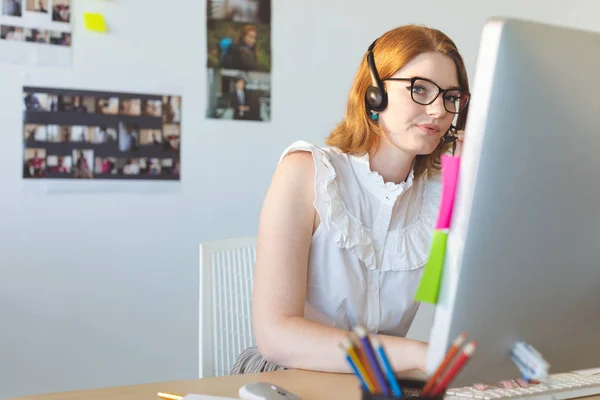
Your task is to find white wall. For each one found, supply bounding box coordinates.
[1,0,598,398]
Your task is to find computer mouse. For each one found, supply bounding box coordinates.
[238,382,301,400]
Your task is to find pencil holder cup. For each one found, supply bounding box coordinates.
[361,378,445,400]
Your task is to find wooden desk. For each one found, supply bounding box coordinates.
[6,370,361,400]
[7,369,600,400]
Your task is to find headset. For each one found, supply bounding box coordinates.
[364,38,458,145]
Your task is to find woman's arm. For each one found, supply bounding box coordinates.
[252,151,428,373]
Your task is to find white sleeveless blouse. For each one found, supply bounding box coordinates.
[278,141,442,337]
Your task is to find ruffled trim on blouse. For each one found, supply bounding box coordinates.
[381,172,442,272]
[279,141,377,269]
[279,141,442,272]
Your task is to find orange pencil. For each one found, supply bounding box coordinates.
[430,341,477,396]
[422,332,467,395]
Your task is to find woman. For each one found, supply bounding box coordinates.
[232,24,470,375]
[221,24,258,71]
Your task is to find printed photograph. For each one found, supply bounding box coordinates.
[70,125,95,143]
[207,0,270,24]
[91,126,117,144]
[162,95,181,123]
[1,25,24,40]
[23,148,46,178]
[138,157,162,176]
[140,129,162,146]
[207,20,270,72]
[72,149,93,179]
[49,31,71,47]
[23,124,47,141]
[95,156,117,175]
[118,121,139,152]
[162,124,180,152]
[46,154,71,174]
[24,28,49,43]
[23,92,58,111]
[206,68,270,121]
[142,99,162,117]
[161,158,179,177]
[2,0,22,16]
[46,125,70,142]
[119,98,142,116]
[25,0,47,13]
[96,97,119,115]
[58,95,95,113]
[117,158,140,176]
[51,0,69,23]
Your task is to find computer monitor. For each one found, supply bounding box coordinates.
[426,17,600,387]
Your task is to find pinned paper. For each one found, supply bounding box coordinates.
[415,230,448,303]
[436,155,461,229]
[415,154,461,304]
[84,13,107,32]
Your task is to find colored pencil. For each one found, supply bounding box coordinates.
[345,353,369,391]
[157,392,183,400]
[430,341,477,396]
[422,332,467,395]
[354,325,390,395]
[350,331,382,393]
[371,334,403,397]
[342,337,377,393]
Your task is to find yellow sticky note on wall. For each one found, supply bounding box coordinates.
[84,13,107,32]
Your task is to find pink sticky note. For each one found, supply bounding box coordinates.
[436,154,461,229]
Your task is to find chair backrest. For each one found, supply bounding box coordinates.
[198,236,257,378]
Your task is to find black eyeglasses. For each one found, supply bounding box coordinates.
[385,77,470,114]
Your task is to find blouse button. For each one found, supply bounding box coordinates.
[370,284,378,292]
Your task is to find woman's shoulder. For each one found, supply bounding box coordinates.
[279,140,346,165]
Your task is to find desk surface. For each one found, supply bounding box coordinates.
[7,369,600,400]
[7,370,361,400]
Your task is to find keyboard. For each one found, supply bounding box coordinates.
[444,372,600,399]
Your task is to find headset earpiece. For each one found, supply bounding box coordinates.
[365,39,388,113]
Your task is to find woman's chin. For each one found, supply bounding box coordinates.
[414,140,441,155]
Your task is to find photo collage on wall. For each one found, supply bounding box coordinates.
[206,0,271,122]
[22,86,181,181]
[1,0,71,48]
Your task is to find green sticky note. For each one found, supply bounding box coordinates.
[415,230,448,304]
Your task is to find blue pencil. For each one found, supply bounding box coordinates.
[371,335,403,397]
[345,353,369,391]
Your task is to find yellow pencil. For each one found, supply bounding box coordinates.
[157,392,183,400]
[342,337,377,393]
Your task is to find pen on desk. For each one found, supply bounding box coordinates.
[157,392,183,400]
[354,325,390,396]
[371,335,403,398]
[342,337,377,393]
[422,332,467,395]
[430,341,477,396]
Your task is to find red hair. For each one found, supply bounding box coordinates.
[326,25,470,177]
